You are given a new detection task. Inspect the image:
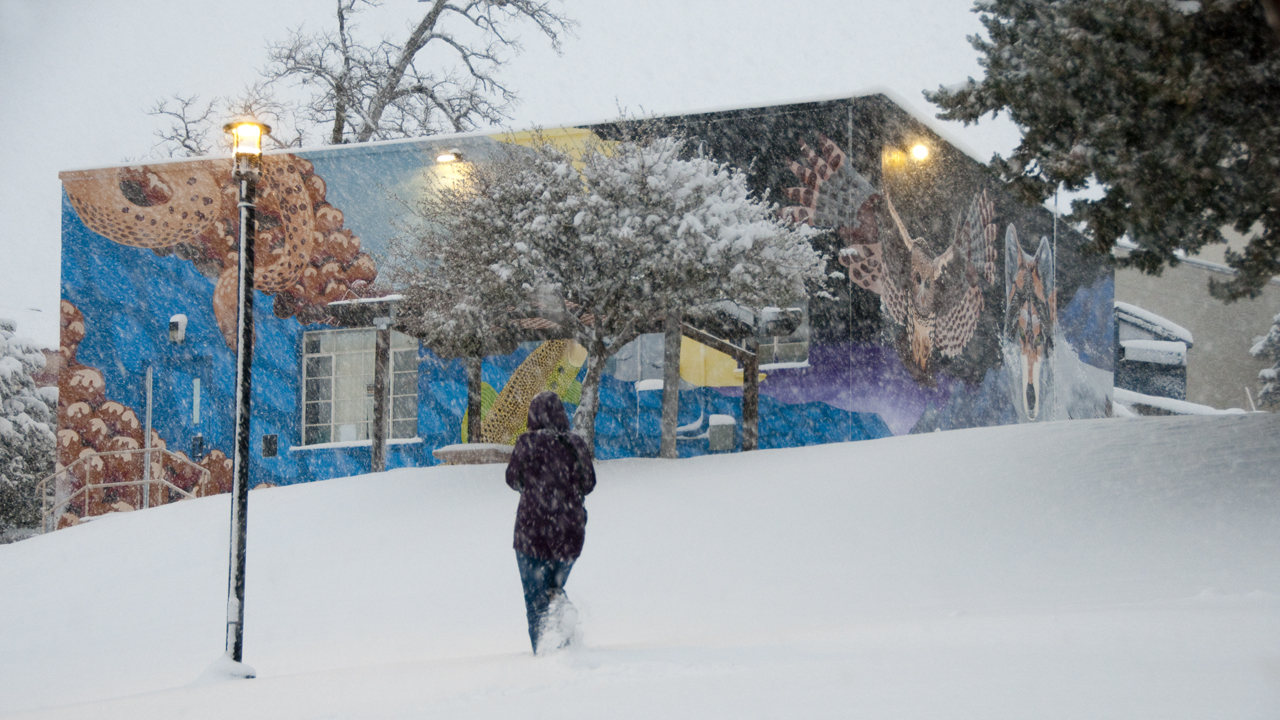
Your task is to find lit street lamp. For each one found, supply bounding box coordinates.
[222,116,269,674]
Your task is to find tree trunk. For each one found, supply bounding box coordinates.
[659,312,682,459]
[742,338,759,451]
[356,0,448,142]
[465,356,482,444]
[571,350,608,458]
[371,324,390,471]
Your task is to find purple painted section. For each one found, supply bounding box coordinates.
[719,344,954,436]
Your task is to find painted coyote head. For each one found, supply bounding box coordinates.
[1004,227,1056,421]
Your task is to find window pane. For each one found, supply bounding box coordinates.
[391,331,416,350]
[305,378,332,402]
[393,349,417,372]
[333,374,368,402]
[392,419,417,439]
[305,356,332,378]
[335,423,366,442]
[304,401,331,425]
[335,329,372,352]
[392,395,417,420]
[333,399,368,424]
[335,352,366,378]
[304,335,321,354]
[393,372,416,396]
[305,426,331,445]
[774,342,809,364]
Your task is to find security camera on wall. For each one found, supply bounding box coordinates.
[169,314,187,344]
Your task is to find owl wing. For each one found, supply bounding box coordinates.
[878,192,917,327]
[783,136,886,295]
[782,135,877,229]
[928,190,998,357]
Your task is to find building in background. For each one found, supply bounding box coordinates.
[1114,239,1280,411]
[52,94,1114,523]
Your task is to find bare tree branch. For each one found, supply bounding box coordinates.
[265,0,574,144]
[148,95,217,157]
[147,0,572,156]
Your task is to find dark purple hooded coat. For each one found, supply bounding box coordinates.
[505,392,596,561]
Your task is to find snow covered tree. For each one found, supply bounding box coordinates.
[927,0,1280,300]
[388,151,533,443]
[150,0,574,155]
[403,132,826,450]
[0,320,56,536]
[1251,313,1280,406]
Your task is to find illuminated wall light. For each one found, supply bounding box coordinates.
[436,150,462,163]
[911,144,930,161]
[882,148,908,168]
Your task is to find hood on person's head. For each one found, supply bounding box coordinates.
[527,391,570,433]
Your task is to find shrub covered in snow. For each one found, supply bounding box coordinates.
[0,319,55,536]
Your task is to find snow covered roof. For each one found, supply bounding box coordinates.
[1120,339,1187,367]
[1114,302,1194,347]
[1112,388,1247,415]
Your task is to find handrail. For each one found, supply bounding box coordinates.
[36,447,211,533]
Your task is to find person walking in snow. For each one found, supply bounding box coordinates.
[505,391,596,654]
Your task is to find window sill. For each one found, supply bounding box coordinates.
[290,437,425,452]
[759,360,811,371]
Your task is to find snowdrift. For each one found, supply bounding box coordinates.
[2,413,1278,719]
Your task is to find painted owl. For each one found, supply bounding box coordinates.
[784,135,997,373]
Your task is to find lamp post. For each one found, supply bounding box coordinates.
[222,117,268,671]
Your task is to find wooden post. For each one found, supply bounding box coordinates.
[142,367,152,509]
[659,311,682,459]
[371,320,391,472]
[465,356,483,443]
[742,337,759,451]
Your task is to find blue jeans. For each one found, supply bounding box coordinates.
[515,551,575,652]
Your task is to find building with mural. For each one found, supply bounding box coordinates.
[54,94,1114,521]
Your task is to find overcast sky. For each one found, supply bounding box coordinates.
[0,0,1019,348]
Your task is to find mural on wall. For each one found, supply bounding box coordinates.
[57,152,397,520]
[58,94,1114,507]
[54,300,232,526]
[61,154,378,345]
[466,339,586,445]
[781,134,997,379]
[609,96,1112,439]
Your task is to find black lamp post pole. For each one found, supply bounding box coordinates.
[226,148,258,665]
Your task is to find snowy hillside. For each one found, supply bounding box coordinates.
[3,413,1279,719]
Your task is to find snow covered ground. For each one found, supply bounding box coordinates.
[3,413,1279,719]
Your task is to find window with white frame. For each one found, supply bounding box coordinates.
[755,303,810,367]
[301,328,418,445]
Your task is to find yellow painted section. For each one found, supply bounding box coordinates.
[493,127,615,169]
[678,336,765,388]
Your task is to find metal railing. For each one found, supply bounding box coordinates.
[37,448,210,533]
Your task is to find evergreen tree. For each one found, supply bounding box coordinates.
[927,0,1280,300]
[0,320,56,536]
[1251,312,1280,406]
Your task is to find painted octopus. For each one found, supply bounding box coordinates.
[62,154,377,346]
[56,301,232,525]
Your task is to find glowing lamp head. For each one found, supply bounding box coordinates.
[223,117,271,156]
[436,149,462,164]
[910,143,930,161]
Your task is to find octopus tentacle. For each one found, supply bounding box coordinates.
[253,156,315,294]
[63,164,223,249]
[64,153,375,348]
